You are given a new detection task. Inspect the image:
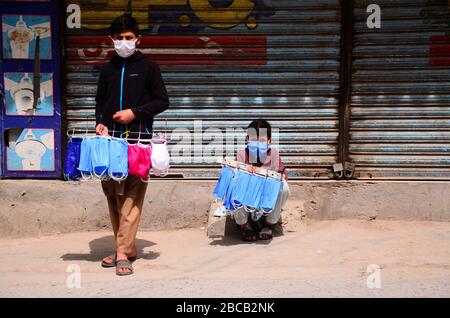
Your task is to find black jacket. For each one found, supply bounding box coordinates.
[95,50,169,135]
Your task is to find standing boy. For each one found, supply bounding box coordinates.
[95,14,169,275]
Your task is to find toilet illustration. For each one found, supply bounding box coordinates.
[2,15,50,59]
[4,73,53,115]
[12,129,53,170]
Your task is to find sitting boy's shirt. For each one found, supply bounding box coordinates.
[236,148,288,180]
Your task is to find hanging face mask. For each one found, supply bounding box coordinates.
[78,137,93,179]
[150,138,170,177]
[259,177,283,212]
[247,141,269,165]
[223,169,239,210]
[63,137,82,181]
[128,143,152,180]
[242,174,265,211]
[113,38,137,58]
[230,169,252,209]
[108,138,129,182]
[90,136,110,179]
[213,166,234,201]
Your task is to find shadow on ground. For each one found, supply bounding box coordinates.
[209,218,284,246]
[60,235,159,262]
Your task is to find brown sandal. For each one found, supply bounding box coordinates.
[116,259,134,276]
[259,227,273,240]
[101,253,137,268]
[101,253,116,268]
[241,225,257,241]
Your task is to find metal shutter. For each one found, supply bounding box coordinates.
[351,0,450,179]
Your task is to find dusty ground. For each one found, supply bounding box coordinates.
[0,219,449,298]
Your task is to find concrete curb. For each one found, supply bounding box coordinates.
[0,179,449,238]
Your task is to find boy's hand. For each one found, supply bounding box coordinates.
[96,124,109,136]
[113,109,136,124]
[245,165,255,174]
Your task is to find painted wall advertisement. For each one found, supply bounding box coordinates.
[0,0,61,178]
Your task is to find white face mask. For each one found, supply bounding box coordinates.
[113,39,137,58]
[150,139,170,177]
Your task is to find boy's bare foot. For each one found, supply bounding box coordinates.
[116,259,134,276]
[259,223,274,240]
[241,223,257,241]
[101,254,115,266]
[116,247,138,274]
[116,252,132,274]
[102,246,137,267]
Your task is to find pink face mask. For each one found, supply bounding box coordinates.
[128,143,152,179]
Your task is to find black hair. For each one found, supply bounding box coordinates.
[109,13,140,37]
[247,119,272,140]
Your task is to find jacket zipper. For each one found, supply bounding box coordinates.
[119,61,125,131]
[120,61,125,111]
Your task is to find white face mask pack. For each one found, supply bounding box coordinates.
[113,38,138,58]
[150,136,170,177]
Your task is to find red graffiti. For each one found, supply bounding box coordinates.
[66,35,267,66]
[429,35,450,66]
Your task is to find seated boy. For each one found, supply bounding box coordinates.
[233,119,291,241]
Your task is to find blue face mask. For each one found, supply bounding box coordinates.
[108,138,129,182]
[64,138,82,181]
[90,136,110,178]
[223,171,238,210]
[213,166,234,201]
[230,169,252,209]
[78,137,93,179]
[247,141,269,164]
[259,177,283,212]
[242,174,265,210]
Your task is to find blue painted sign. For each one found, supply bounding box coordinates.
[0,0,61,178]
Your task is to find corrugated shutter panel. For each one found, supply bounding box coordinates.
[64,0,341,179]
[351,0,450,179]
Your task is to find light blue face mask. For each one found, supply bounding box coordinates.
[242,174,265,211]
[90,136,110,179]
[223,170,238,210]
[259,177,283,212]
[230,169,252,209]
[247,141,269,164]
[108,138,129,182]
[213,166,234,201]
[78,137,93,179]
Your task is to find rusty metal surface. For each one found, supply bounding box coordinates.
[350,0,450,179]
[336,0,354,177]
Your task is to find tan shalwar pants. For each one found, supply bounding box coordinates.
[101,175,148,255]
